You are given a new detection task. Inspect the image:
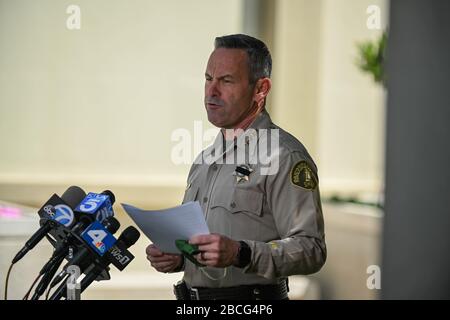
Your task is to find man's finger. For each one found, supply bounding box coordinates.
[146,244,163,257]
[196,243,219,253]
[189,234,216,245]
[195,252,205,264]
[152,260,178,270]
[149,254,179,263]
[159,265,177,273]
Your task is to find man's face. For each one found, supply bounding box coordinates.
[204,48,255,129]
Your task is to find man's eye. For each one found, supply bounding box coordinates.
[223,79,232,83]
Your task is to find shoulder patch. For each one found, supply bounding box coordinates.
[290,160,318,190]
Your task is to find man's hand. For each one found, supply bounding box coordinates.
[146,244,183,273]
[189,233,240,268]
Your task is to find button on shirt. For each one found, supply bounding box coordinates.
[181,110,326,288]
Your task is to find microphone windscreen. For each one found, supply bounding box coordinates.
[101,190,116,205]
[103,216,120,234]
[61,186,87,209]
[118,226,141,248]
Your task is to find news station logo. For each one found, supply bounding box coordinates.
[81,221,117,256]
[94,241,107,254]
[75,192,114,222]
[39,194,74,227]
[53,204,74,227]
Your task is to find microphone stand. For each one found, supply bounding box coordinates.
[30,247,67,300]
[48,262,110,300]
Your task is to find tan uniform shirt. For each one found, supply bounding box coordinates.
[181,110,326,288]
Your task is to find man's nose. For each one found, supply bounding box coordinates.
[206,79,220,97]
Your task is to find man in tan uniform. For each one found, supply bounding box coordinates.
[146,34,326,300]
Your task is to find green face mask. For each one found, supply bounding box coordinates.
[175,239,205,267]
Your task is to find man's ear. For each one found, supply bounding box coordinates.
[253,78,272,108]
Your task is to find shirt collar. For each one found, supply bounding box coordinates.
[203,109,274,164]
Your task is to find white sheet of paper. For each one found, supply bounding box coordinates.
[121,201,209,254]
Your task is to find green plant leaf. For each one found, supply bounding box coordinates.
[355,31,387,87]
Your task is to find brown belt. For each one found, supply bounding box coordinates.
[188,280,289,300]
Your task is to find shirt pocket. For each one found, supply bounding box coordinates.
[182,183,199,204]
[211,187,263,217]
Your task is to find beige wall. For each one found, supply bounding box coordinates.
[314,203,382,299]
[271,0,388,196]
[0,0,388,205]
[0,0,241,206]
[269,1,387,299]
[271,0,322,157]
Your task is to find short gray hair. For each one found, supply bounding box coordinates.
[214,34,272,85]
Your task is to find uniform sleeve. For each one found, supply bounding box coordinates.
[243,151,327,279]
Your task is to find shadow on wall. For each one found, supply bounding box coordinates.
[310,203,383,299]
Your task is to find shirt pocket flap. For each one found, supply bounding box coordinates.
[211,188,263,216]
[182,184,199,204]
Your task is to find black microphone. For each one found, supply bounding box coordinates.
[49,217,121,289]
[101,190,115,204]
[48,190,120,287]
[37,188,111,276]
[31,216,120,300]
[61,186,88,209]
[11,186,86,264]
[30,190,115,299]
[50,189,117,252]
[49,226,140,300]
[103,226,141,271]
[78,226,140,295]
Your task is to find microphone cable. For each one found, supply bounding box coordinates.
[22,274,42,300]
[45,273,68,300]
[45,284,52,300]
[4,263,14,300]
[30,250,67,300]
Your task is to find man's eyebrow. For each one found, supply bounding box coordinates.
[204,73,234,79]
